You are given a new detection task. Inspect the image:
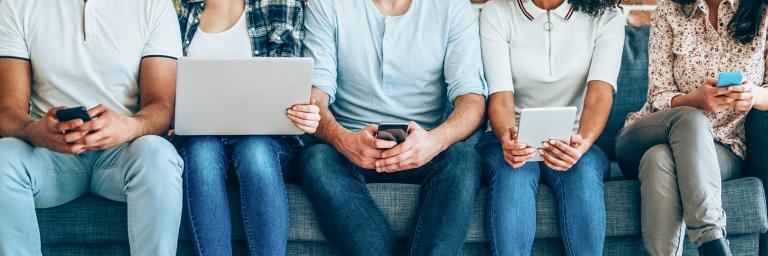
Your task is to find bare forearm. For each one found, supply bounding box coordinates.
[488,92,516,140]
[430,94,486,151]
[132,102,174,138]
[309,87,351,146]
[578,82,614,145]
[0,110,33,139]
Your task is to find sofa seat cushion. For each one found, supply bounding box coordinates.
[37,177,767,244]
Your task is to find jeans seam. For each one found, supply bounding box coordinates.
[183,167,206,256]
[486,166,500,256]
[410,166,437,256]
[239,179,257,255]
[555,171,575,256]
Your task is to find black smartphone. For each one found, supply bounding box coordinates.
[376,123,409,144]
[56,106,92,122]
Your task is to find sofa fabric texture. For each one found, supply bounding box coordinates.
[35,26,768,255]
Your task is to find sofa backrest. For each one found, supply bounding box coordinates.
[594,26,651,161]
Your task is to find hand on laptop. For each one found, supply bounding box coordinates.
[500,128,536,169]
[286,99,321,134]
[75,104,141,150]
[375,122,443,173]
[539,134,588,171]
[22,107,88,154]
[333,124,397,170]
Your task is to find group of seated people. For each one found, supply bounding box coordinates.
[0,0,766,255]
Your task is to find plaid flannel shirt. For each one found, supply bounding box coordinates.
[177,0,304,57]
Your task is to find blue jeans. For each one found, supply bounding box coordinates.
[178,136,293,256]
[476,133,610,256]
[299,143,482,256]
[0,136,183,256]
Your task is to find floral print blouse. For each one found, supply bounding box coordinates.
[625,0,768,158]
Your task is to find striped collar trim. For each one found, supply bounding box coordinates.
[516,0,575,21]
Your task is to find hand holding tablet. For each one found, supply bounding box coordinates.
[516,107,578,162]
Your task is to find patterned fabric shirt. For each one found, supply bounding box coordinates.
[624,0,768,158]
[176,0,304,57]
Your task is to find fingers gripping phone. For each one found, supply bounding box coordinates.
[56,106,92,122]
[376,123,409,144]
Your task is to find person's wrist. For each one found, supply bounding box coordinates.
[126,117,144,141]
[427,131,451,153]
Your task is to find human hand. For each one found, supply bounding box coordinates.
[287,98,321,134]
[725,80,756,112]
[689,78,734,113]
[75,104,141,150]
[375,122,445,173]
[23,107,89,154]
[539,134,589,171]
[334,124,397,169]
[500,128,535,168]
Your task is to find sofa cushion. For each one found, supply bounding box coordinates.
[594,26,651,161]
[37,177,767,244]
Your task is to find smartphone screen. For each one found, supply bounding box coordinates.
[56,106,92,122]
[376,123,409,144]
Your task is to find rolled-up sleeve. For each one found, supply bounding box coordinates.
[444,0,487,104]
[304,0,338,103]
[586,10,625,92]
[480,1,514,95]
[0,1,29,60]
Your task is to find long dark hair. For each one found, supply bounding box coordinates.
[675,0,766,44]
[569,0,622,16]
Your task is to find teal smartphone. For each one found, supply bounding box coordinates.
[717,72,743,88]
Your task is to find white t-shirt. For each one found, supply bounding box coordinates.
[480,0,625,130]
[187,11,252,58]
[0,0,182,119]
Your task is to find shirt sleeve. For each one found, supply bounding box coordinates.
[444,0,488,105]
[0,1,29,60]
[265,0,305,57]
[304,0,338,103]
[142,0,182,59]
[480,1,514,95]
[647,2,684,112]
[586,9,625,92]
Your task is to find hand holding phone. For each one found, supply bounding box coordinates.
[376,123,409,144]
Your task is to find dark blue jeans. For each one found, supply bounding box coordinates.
[299,143,482,256]
[178,136,293,256]
[476,133,610,256]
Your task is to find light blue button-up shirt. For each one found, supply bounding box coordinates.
[304,0,487,131]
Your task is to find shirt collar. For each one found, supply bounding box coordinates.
[694,0,736,15]
[517,0,575,21]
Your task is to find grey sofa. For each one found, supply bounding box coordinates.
[37,26,768,256]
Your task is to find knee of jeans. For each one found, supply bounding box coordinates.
[180,136,222,158]
[299,144,349,188]
[672,106,713,134]
[127,135,183,181]
[638,144,676,183]
[0,138,33,184]
[436,144,482,187]
[568,147,610,180]
[231,136,281,171]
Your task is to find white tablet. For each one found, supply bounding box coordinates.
[517,107,578,162]
[174,57,313,136]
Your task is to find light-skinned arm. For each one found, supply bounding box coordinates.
[0,59,88,154]
[376,94,485,173]
[309,87,397,169]
[76,57,177,150]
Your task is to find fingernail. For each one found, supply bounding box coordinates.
[543,142,549,148]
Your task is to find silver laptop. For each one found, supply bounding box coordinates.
[174,57,313,136]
